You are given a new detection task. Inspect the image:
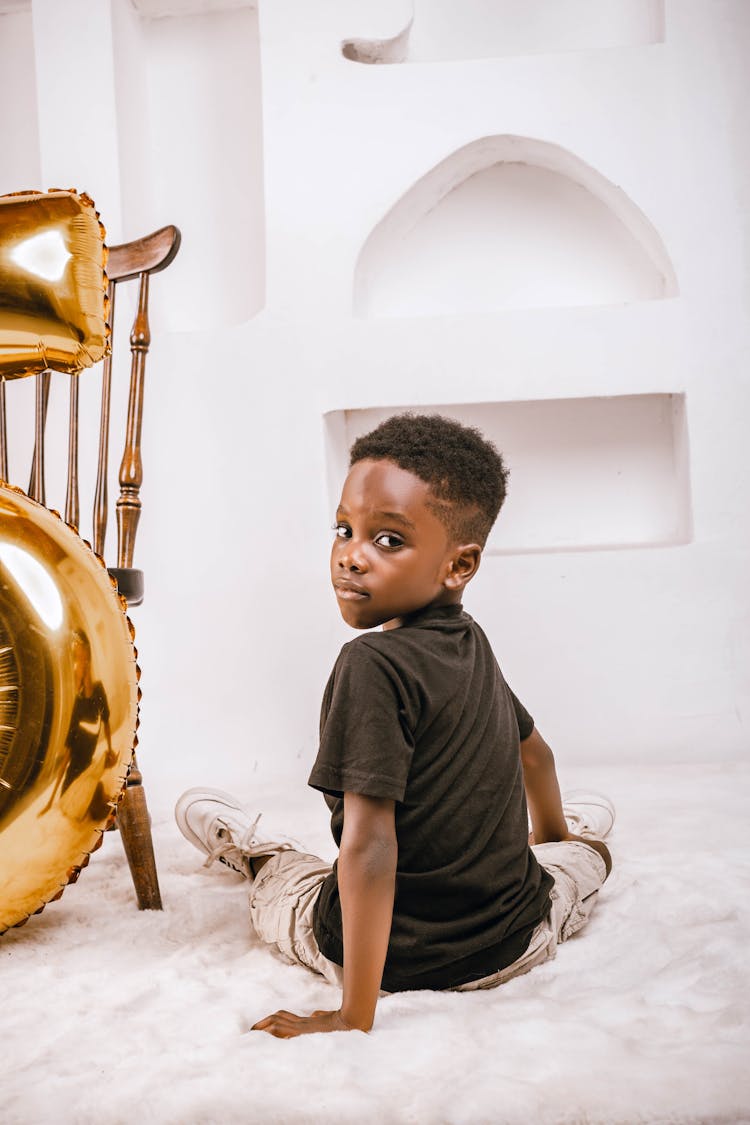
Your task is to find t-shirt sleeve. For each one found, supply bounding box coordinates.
[309,640,416,803]
[508,687,534,741]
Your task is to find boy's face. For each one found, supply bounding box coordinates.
[331,458,465,631]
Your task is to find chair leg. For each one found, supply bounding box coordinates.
[117,756,163,910]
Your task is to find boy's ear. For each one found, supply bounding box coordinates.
[443,544,482,590]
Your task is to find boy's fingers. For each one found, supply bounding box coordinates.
[251,1009,295,1030]
[251,1013,309,1039]
[250,1010,349,1038]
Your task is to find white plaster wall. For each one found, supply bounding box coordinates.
[344,0,665,62]
[0,8,40,190]
[0,0,748,801]
[406,0,665,58]
[30,0,125,237]
[141,7,266,328]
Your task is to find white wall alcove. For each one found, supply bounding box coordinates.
[137,4,266,329]
[325,394,691,554]
[354,136,678,319]
[343,0,665,64]
[0,6,41,191]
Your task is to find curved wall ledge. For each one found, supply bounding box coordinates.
[353,136,678,319]
[343,0,664,64]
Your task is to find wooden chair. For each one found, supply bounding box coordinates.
[0,224,181,910]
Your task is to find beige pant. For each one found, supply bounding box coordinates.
[247,839,607,992]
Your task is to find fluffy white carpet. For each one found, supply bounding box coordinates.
[2,761,748,1125]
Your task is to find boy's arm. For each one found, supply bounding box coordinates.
[251,791,397,1038]
[338,791,398,1028]
[520,726,570,844]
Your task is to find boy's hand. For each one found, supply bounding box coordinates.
[252,792,397,1041]
[251,1008,358,1038]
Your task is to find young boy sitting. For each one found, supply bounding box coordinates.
[175,413,614,1038]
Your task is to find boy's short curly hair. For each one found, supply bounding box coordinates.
[349,413,508,546]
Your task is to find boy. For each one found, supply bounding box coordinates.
[175,413,614,1038]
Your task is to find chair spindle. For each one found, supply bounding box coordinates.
[0,379,7,482]
[93,282,115,559]
[116,272,150,570]
[65,375,80,529]
[28,370,51,505]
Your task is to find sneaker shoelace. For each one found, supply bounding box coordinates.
[202,813,262,869]
[564,811,588,836]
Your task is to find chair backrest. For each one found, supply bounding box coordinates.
[0,225,180,606]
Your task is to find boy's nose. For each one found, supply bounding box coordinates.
[337,544,368,573]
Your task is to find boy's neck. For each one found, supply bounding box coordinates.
[382,593,463,631]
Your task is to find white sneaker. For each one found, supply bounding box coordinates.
[174,787,300,877]
[562,790,616,840]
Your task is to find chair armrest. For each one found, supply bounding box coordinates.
[108,567,144,607]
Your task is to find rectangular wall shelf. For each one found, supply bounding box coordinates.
[325,393,692,554]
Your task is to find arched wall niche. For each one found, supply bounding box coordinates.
[342,0,665,64]
[353,135,678,319]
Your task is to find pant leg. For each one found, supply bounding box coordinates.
[452,839,607,992]
[247,850,344,988]
[535,838,608,943]
[248,841,606,994]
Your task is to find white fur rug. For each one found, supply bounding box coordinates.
[2,762,748,1125]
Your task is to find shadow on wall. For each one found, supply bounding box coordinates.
[353,135,678,319]
[342,0,665,63]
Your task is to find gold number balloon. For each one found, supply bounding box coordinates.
[0,189,109,380]
[0,484,138,932]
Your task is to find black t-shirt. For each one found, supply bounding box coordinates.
[308,603,554,992]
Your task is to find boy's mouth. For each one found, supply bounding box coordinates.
[333,579,369,600]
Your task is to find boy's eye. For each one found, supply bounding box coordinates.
[374,532,404,550]
[333,523,351,539]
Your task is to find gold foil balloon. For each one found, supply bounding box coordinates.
[0,483,138,932]
[0,189,109,380]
